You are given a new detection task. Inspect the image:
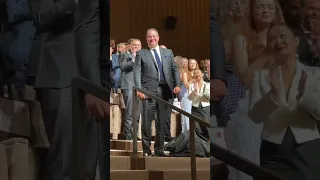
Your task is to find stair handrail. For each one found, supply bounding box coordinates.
[71,77,109,180]
[70,77,287,180]
[132,86,210,180]
[210,142,287,180]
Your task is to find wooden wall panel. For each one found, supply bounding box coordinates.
[110,0,210,60]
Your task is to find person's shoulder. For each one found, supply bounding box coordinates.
[137,49,147,55]
[112,54,118,59]
[162,48,174,55]
[305,65,320,77]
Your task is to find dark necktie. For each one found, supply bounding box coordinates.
[153,49,165,81]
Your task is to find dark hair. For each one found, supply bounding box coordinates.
[279,0,305,9]
[267,23,296,37]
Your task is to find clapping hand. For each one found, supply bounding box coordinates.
[194,82,199,93]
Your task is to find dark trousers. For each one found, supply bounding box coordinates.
[122,89,140,139]
[69,116,109,180]
[98,117,109,180]
[154,103,172,140]
[261,128,320,180]
[141,83,172,153]
[38,87,72,180]
[39,87,109,180]
[192,103,210,139]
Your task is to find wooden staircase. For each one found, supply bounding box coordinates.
[110,140,211,180]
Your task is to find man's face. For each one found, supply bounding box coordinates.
[285,0,302,25]
[306,0,320,20]
[110,40,115,49]
[205,60,210,72]
[146,30,159,48]
[117,44,126,53]
[199,60,205,69]
[130,40,142,52]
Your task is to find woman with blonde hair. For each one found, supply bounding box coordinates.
[179,59,199,132]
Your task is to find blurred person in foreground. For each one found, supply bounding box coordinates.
[249,23,320,180]
[75,0,110,179]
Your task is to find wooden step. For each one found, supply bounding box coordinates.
[110,170,209,180]
[131,157,210,170]
[110,139,154,151]
[110,150,170,157]
[110,156,131,170]
[111,150,143,157]
[110,170,148,180]
[149,170,209,180]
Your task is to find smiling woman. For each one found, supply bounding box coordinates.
[249,23,320,180]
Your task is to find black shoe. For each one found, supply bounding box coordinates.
[154,151,170,157]
[165,137,173,142]
[124,136,132,140]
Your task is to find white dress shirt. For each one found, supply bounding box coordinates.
[150,45,162,62]
[188,81,210,107]
[249,59,320,145]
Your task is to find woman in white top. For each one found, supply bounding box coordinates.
[249,23,320,180]
[188,69,210,138]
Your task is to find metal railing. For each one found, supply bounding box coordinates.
[131,86,210,180]
[71,77,109,180]
[210,143,286,180]
[71,78,287,180]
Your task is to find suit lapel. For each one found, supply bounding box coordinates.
[146,50,159,71]
[287,61,302,109]
[159,48,167,73]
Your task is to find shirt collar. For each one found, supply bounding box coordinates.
[150,45,160,52]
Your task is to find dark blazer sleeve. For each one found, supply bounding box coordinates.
[133,51,142,89]
[169,49,181,87]
[35,0,76,29]
[119,53,134,73]
[74,0,101,85]
[210,13,226,82]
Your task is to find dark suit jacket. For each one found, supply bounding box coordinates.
[1,0,35,82]
[111,54,120,88]
[119,52,135,90]
[210,13,225,82]
[133,47,180,97]
[29,0,78,88]
[75,0,110,91]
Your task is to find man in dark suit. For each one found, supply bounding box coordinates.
[119,38,142,140]
[134,28,180,156]
[75,0,110,179]
[28,0,78,179]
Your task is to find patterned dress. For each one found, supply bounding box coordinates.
[217,64,246,126]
